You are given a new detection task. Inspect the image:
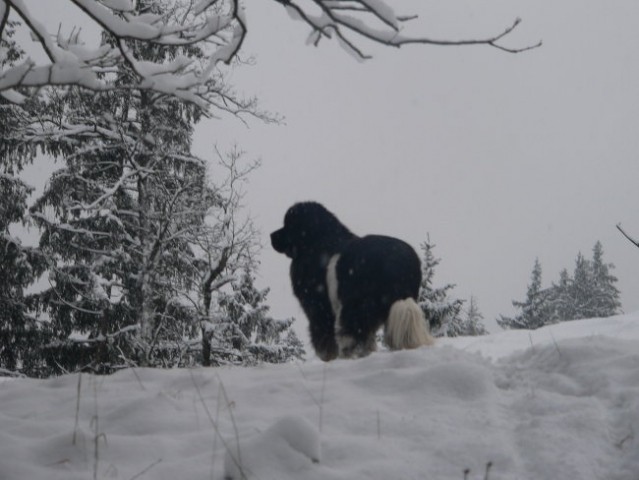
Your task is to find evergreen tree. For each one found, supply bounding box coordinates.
[499,243,621,330]
[13,3,281,374]
[0,173,47,376]
[545,268,573,323]
[567,243,621,320]
[28,57,210,372]
[0,24,48,376]
[569,252,594,320]
[463,296,488,336]
[590,241,621,318]
[498,259,551,330]
[207,267,305,366]
[417,238,464,337]
[28,89,207,372]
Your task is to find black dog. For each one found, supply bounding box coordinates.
[271,202,434,361]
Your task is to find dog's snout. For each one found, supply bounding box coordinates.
[271,228,286,253]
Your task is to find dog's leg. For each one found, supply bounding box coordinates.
[336,331,376,359]
[311,328,339,361]
[327,254,359,358]
[336,303,379,359]
[333,305,356,358]
[328,255,379,359]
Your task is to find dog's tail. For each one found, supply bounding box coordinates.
[384,298,435,350]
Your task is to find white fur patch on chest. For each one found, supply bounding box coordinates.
[326,254,341,318]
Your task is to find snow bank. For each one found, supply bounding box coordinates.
[224,415,320,480]
[1,313,638,479]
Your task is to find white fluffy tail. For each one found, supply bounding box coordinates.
[384,298,435,350]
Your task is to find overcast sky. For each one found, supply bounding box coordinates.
[19,0,639,332]
[196,0,639,330]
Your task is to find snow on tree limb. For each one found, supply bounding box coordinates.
[1,0,245,110]
[276,0,541,59]
[0,0,539,110]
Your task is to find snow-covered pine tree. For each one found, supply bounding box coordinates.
[590,241,621,318]
[567,243,621,321]
[0,27,49,377]
[545,268,574,323]
[499,243,621,331]
[569,252,595,320]
[28,81,209,372]
[0,173,47,376]
[25,3,225,373]
[463,296,488,336]
[208,266,304,366]
[498,258,551,330]
[417,238,464,337]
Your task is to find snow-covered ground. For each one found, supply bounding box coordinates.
[1,314,639,480]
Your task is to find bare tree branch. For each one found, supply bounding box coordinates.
[617,223,639,249]
[5,0,57,62]
[0,2,9,40]
[276,0,541,58]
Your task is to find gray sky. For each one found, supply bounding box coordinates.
[194,0,639,330]
[17,0,639,332]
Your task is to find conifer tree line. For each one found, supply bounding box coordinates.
[498,242,621,330]
[0,7,303,378]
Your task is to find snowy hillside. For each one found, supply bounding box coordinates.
[1,314,639,480]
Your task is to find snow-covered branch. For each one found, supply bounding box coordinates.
[0,367,25,377]
[276,0,540,59]
[0,0,245,110]
[1,0,539,109]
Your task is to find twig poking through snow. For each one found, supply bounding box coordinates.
[129,368,147,391]
[189,370,247,480]
[484,461,493,480]
[296,363,328,433]
[217,374,243,475]
[128,458,163,480]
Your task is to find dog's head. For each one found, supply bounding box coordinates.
[271,202,352,259]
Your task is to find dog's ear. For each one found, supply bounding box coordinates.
[283,202,328,239]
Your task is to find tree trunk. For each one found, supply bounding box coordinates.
[200,247,231,367]
[201,325,212,367]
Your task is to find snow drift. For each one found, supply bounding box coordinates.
[1,313,638,480]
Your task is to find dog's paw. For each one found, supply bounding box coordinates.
[337,334,373,359]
